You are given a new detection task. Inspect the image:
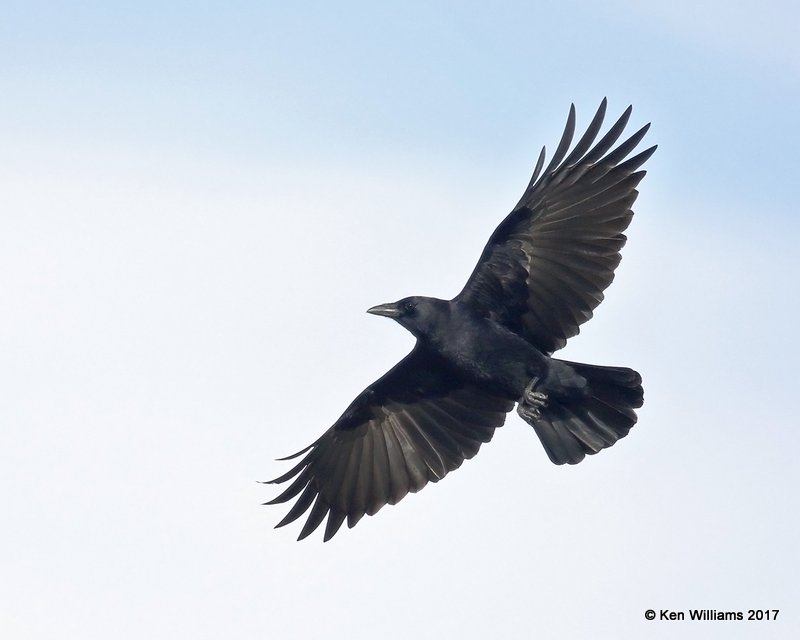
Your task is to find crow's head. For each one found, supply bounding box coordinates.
[366,296,447,340]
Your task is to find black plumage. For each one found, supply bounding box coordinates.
[266,100,654,541]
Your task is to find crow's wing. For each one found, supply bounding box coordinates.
[455,99,656,354]
[266,345,514,541]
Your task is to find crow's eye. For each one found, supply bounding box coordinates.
[403,301,416,314]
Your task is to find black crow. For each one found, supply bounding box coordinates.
[266,100,655,541]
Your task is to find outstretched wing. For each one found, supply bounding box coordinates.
[265,345,514,541]
[455,99,656,354]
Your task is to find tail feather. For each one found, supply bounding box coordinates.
[528,360,643,465]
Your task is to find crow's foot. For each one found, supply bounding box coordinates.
[523,377,549,408]
[517,403,542,422]
[518,377,549,422]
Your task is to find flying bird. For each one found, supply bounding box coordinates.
[266,100,655,541]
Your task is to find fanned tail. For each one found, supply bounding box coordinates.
[525,360,643,465]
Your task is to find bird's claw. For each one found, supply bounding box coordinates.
[518,377,549,423]
[517,403,542,422]
[523,377,549,408]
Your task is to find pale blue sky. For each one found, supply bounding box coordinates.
[2,2,798,639]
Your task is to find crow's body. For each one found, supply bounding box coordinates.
[267,100,655,541]
[388,298,549,397]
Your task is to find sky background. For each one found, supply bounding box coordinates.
[2,1,799,639]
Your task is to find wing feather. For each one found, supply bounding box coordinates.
[457,101,655,354]
[266,346,513,540]
[297,494,330,541]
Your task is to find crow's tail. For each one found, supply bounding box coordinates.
[525,360,643,465]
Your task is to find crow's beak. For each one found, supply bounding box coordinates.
[366,302,401,318]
